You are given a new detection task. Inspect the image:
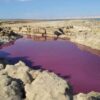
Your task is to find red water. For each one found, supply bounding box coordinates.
[0,38,100,93]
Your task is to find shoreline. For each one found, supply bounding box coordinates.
[1,35,100,57]
[0,37,100,94]
[1,19,100,50]
[0,61,100,100]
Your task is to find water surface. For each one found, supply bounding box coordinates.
[0,38,100,93]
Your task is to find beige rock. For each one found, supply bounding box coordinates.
[2,20,100,50]
[25,71,69,100]
[5,61,33,84]
[0,64,4,70]
[29,70,41,79]
[87,91,100,100]
[0,74,23,100]
[74,93,87,100]
[74,92,100,100]
[0,61,100,100]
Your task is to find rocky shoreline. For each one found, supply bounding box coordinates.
[0,61,100,100]
[0,27,22,46]
[1,20,100,50]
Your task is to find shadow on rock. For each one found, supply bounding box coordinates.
[65,82,74,100]
[12,78,26,99]
[91,96,100,100]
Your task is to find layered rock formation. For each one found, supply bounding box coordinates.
[0,61,100,100]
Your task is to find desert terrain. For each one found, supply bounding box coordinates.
[0,19,100,50]
[0,19,100,100]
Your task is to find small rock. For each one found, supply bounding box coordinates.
[0,64,4,70]
[5,61,33,84]
[74,92,100,100]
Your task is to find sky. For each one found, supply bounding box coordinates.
[0,0,100,19]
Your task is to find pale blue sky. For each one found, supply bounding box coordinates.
[0,0,100,19]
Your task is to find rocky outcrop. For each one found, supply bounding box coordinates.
[74,92,100,100]
[0,61,69,100]
[25,71,69,100]
[2,20,100,50]
[4,61,33,84]
[0,27,22,46]
[0,74,24,100]
[0,61,100,100]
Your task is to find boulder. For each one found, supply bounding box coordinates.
[0,64,4,70]
[74,93,87,100]
[0,61,100,100]
[25,71,69,100]
[74,92,100,100]
[0,74,24,100]
[4,61,33,84]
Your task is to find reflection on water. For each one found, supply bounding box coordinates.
[0,41,15,49]
[24,34,69,41]
[0,37,100,93]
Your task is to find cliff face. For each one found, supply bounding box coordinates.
[0,61,100,100]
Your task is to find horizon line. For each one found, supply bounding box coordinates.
[0,16,100,21]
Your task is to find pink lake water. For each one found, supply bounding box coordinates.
[0,38,100,93]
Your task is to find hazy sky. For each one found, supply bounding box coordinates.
[0,0,100,19]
